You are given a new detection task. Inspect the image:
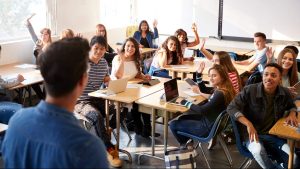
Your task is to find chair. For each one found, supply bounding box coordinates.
[143,57,153,74]
[229,116,254,169]
[245,71,262,86]
[177,111,232,168]
[126,25,138,38]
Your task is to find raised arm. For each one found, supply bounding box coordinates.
[187,23,200,47]
[198,39,214,60]
[152,19,159,39]
[111,54,125,79]
[25,13,39,43]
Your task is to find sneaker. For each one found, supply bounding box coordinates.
[207,137,217,150]
[107,147,122,168]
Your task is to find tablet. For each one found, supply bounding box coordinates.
[185,78,197,86]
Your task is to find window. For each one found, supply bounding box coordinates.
[0,0,48,43]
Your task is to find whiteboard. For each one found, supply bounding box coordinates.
[135,0,219,38]
[222,0,300,41]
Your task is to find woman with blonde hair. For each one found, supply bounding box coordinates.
[170,64,236,147]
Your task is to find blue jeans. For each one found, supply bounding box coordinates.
[148,66,171,78]
[169,114,213,145]
[245,135,290,169]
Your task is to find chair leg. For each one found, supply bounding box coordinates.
[199,143,211,169]
[217,134,233,167]
[239,158,252,169]
[121,120,132,140]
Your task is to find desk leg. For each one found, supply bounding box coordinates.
[151,108,156,156]
[288,139,295,169]
[105,100,110,134]
[116,101,120,150]
[164,110,169,153]
[180,73,186,80]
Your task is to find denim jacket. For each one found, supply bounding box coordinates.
[133,28,159,48]
[227,82,296,138]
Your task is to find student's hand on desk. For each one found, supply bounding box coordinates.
[197,61,205,73]
[288,87,297,97]
[191,85,200,94]
[17,74,25,82]
[143,74,151,81]
[285,112,299,127]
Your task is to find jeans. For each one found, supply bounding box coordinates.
[245,135,290,169]
[148,66,171,78]
[169,114,212,145]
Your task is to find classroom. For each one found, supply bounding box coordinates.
[0,0,300,168]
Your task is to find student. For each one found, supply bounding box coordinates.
[60,29,75,39]
[198,40,242,94]
[1,37,108,168]
[133,20,159,48]
[74,36,122,168]
[26,13,47,99]
[227,63,298,169]
[111,37,159,137]
[148,36,183,78]
[26,13,52,61]
[169,64,235,147]
[234,32,268,73]
[174,23,200,58]
[95,24,115,54]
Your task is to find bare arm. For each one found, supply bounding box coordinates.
[187,23,200,47]
[237,116,258,142]
[158,50,168,68]
[112,55,125,79]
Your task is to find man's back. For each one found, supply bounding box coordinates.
[2,101,108,168]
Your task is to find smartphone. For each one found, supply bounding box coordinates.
[185,78,197,86]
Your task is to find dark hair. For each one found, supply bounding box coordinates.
[90,36,107,47]
[121,37,141,75]
[0,45,1,52]
[161,36,183,64]
[277,48,298,85]
[264,63,283,75]
[254,32,266,40]
[284,45,299,55]
[138,20,150,34]
[174,29,188,44]
[39,37,90,97]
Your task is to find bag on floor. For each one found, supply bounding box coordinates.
[165,147,197,169]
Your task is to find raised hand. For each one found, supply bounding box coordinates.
[27,13,36,22]
[197,61,205,74]
[153,19,158,28]
[266,46,274,62]
[116,48,125,62]
[191,23,197,33]
[75,33,83,38]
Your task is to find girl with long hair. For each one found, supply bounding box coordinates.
[133,20,159,48]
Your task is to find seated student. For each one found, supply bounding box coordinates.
[133,20,159,49]
[2,37,108,168]
[234,32,268,73]
[74,36,122,168]
[95,24,117,68]
[267,48,300,97]
[174,23,200,60]
[148,36,183,78]
[111,37,159,137]
[169,64,235,147]
[227,63,298,169]
[198,39,242,94]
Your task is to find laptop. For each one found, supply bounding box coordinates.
[164,78,186,106]
[99,78,128,95]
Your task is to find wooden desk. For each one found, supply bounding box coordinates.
[88,77,169,161]
[135,80,206,158]
[269,114,300,169]
[187,45,255,56]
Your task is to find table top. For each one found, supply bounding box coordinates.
[135,80,206,113]
[88,77,170,104]
[269,116,300,141]
[0,63,43,90]
[187,44,255,56]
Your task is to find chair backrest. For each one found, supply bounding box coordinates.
[143,57,153,74]
[126,25,138,38]
[177,110,229,142]
[229,116,253,158]
[246,71,262,86]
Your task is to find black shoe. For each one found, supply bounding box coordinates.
[125,120,135,131]
[141,125,160,138]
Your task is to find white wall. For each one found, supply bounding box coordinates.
[0,0,101,66]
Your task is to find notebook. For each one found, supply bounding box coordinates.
[164,78,186,106]
[99,78,128,95]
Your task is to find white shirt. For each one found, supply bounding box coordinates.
[111,57,138,80]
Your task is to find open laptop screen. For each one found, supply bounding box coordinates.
[164,79,179,102]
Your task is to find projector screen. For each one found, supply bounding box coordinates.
[222,0,300,41]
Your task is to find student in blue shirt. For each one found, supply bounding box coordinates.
[133,20,159,48]
[1,37,108,168]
